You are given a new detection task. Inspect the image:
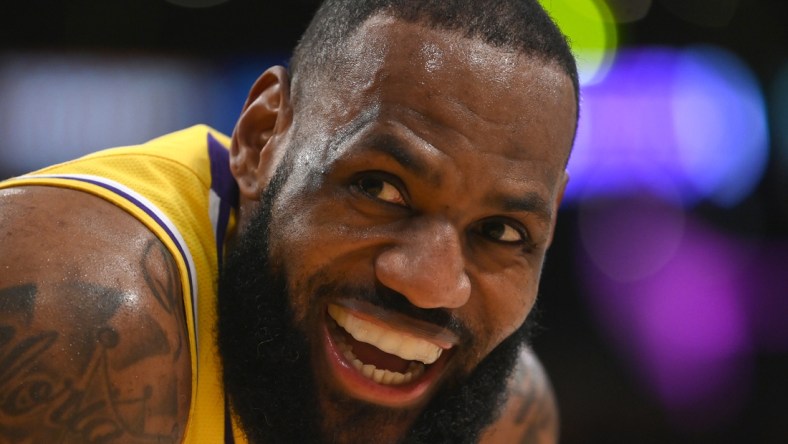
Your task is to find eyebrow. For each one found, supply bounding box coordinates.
[497,193,553,224]
[360,133,436,184]
[350,128,553,223]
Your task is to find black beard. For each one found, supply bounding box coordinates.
[217,163,534,444]
[217,166,323,442]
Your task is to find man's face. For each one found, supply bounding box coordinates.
[222,15,576,443]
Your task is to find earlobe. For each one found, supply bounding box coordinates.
[230,65,293,201]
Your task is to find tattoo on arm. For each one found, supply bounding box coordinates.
[141,240,179,316]
[141,240,186,362]
[510,356,559,444]
[0,240,188,443]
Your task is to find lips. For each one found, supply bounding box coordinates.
[325,302,455,392]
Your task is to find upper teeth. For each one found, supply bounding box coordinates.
[328,304,444,365]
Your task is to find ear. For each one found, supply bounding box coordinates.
[230,65,293,200]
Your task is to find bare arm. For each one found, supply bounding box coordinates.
[0,186,191,443]
[479,346,559,444]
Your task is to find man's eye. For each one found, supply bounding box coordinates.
[357,176,406,206]
[478,220,525,243]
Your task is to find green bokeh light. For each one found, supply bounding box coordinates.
[539,0,619,85]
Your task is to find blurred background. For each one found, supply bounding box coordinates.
[1,0,786,442]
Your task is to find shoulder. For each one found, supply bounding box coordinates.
[0,186,191,443]
[479,345,559,444]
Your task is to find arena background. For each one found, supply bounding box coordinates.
[1,1,786,442]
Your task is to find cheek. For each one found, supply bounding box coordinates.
[272,206,354,275]
[464,269,540,360]
[267,193,366,308]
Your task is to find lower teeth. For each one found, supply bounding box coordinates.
[338,337,425,385]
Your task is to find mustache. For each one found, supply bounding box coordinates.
[313,280,472,343]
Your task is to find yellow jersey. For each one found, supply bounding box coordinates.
[0,125,247,443]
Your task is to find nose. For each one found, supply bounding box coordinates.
[374,218,471,309]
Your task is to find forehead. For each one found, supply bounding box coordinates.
[297,14,576,184]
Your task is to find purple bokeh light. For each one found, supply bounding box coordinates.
[577,196,754,429]
[672,45,770,207]
[566,45,769,207]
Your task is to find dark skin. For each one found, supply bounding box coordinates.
[0,15,574,444]
[0,187,191,443]
[0,191,555,443]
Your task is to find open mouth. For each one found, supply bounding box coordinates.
[323,302,457,405]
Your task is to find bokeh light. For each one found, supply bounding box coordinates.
[672,45,770,207]
[0,53,284,177]
[604,0,653,23]
[566,45,770,207]
[539,0,618,85]
[578,192,685,282]
[0,54,212,174]
[578,195,753,429]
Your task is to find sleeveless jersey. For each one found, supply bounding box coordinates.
[0,125,247,443]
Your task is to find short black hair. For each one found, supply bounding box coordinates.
[289,0,578,107]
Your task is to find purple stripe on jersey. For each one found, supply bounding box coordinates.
[208,133,239,270]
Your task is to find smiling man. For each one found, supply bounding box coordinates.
[0,0,577,443]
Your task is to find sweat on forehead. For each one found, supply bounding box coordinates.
[292,16,575,124]
[322,17,525,95]
[286,16,577,171]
